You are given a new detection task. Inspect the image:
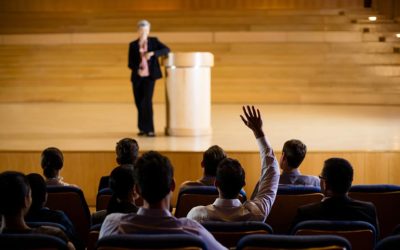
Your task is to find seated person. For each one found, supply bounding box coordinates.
[99,151,226,250]
[187,106,279,222]
[0,171,75,250]
[291,158,379,236]
[106,165,139,215]
[279,139,319,187]
[98,138,139,191]
[25,173,83,250]
[180,145,226,188]
[41,147,77,187]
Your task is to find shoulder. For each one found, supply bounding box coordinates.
[33,226,69,242]
[103,212,126,224]
[129,40,139,46]
[349,198,376,210]
[187,205,208,220]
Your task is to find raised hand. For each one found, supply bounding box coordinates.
[240,105,265,138]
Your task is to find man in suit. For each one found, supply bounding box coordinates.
[291,158,379,235]
[128,20,170,137]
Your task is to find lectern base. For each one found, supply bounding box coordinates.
[165,127,212,137]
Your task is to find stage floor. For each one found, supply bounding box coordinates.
[0,103,399,153]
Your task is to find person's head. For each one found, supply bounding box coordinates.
[137,20,151,40]
[215,158,246,199]
[116,138,139,165]
[320,158,354,196]
[202,145,227,177]
[109,165,135,200]
[134,151,175,205]
[26,173,47,211]
[0,171,31,217]
[280,139,307,170]
[41,147,64,179]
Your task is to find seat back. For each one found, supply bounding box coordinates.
[265,185,323,234]
[88,224,102,250]
[349,184,400,239]
[46,186,91,245]
[375,234,400,250]
[95,234,206,250]
[175,186,246,218]
[0,233,69,250]
[202,221,272,248]
[292,220,376,250]
[237,234,351,250]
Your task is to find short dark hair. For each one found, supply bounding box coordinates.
[216,158,245,199]
[322,158,354,194]
[116,138,139,165]
[41,147,64,178]
[26,173,47,211]
[203,145,227,177]
[134,151,174,204]
[282,139,307,168]
[109,165,135,199]
[0,171,30,216]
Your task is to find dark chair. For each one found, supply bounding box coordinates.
[175,186,247,218]
[265,185,323,234]
[46,186,91,245]
[96,188,113,211]
[98,176,109,191]
[202,221,272,248]
[349,184,400,239]
[292,220,376,250]
[95,234,206,250]
[0,233,69,250]
[236,234,351,250]
[88,224,102,250]
[375,234,400,250]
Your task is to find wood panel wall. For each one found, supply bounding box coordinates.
[0,0,364,12]
[373,0,400,19]
[0,150,399,207]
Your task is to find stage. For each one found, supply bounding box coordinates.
[0,103,399,207]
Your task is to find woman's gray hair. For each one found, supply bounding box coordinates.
[137,20,151,29]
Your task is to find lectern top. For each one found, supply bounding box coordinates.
[164,52,214,67]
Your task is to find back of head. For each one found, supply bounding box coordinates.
[322,158,354,195]
[202,145,227,177]
[134,151,173,204]
[41,147,64,178]
[116,138,139,165]
[109,165,135,199]
[216,158,246,199]
[26,173,47,211]
[0,171,30,216]
[282,139,307,168]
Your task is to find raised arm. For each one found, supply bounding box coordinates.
[240,105,279,221]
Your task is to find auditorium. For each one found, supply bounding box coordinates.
[0,0,399,249]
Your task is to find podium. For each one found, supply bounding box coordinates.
[164,52,214,136]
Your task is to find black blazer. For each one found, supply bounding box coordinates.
[128,36,170,82]
[291,195,379,237]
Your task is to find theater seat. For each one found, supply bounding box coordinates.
[349,184,400,239]
[175,186,247,218]
[88,224,102,250]
[265,185,323,234]
[201,221,272,248]
[0,233,69,250]
[46,186,91,245]
[375,234,400,250]
[95,234,206,250]
[236,234,351,250]
[292,220,377,250]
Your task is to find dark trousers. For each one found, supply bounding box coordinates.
[132,77,155,133]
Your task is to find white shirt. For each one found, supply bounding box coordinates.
[187,136,279,222]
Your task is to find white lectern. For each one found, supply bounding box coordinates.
[164,52,214,136]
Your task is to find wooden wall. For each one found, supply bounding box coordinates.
[373,0,400,19]
[0,150,399,207]
[0,0,364,12]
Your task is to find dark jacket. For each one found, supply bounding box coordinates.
[291,195,379,237]
[128,36,170,82]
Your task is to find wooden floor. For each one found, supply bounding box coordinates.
[0,103,399,206]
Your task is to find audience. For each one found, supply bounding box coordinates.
[180,145,227,189]
[187,106,279,222]
[98,138,139,191]
[41,147,77,187]
[0,171,75,250]
[291,158,379,235]
[279,139,319,187]
[99,151,226,250]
